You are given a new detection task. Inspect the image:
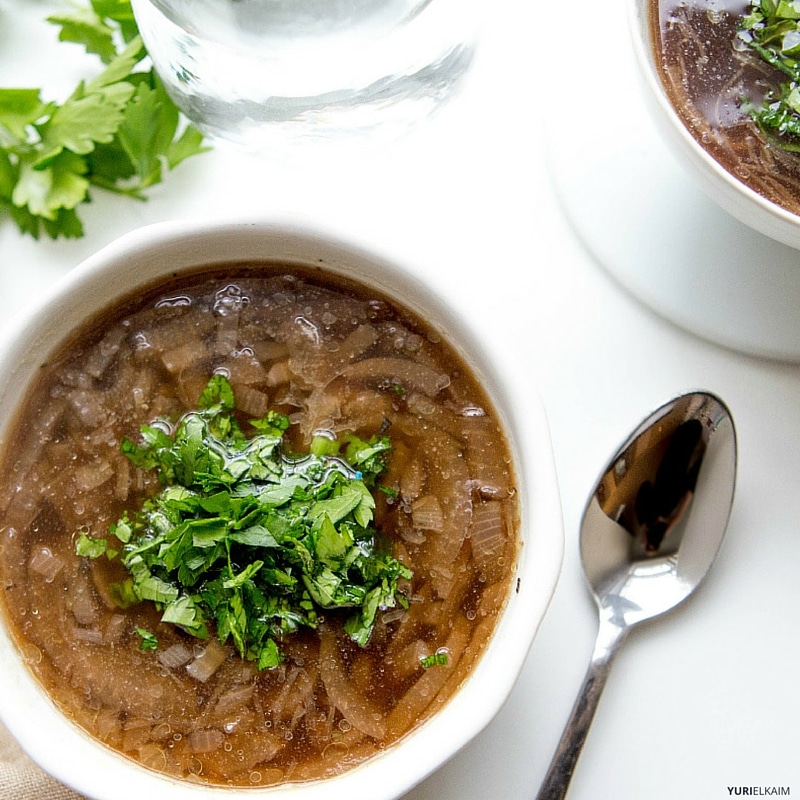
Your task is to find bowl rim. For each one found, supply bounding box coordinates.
[0,217,564,800]
[628,0,800,250]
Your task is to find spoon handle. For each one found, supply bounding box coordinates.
[534,614,627,800]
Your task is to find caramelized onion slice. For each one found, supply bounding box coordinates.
[462,416,513,498]
[338,357,449,397]
[384,614,471,738]
[188,728,225,754]
[231,384,270,418]
[320,324,379,381]
[470,501,505,561]
[213,683,255,718]
[319,631,386,740]
[187,639,228,683]
[157,643,193,669]
[414,426,473,569]
[411,495,444,532]
[73,460,114,492]
[28,546,65,582]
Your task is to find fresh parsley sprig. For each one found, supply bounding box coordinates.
[738,0,800,150]
[77,375,411,670]
[0,0,208,240]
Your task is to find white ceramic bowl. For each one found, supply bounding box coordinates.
[629,0,800,250]
[0,219,563,800]
[544,0,800,360]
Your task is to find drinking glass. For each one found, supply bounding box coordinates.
[130,0,481,149]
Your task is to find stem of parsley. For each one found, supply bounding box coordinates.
[0,0,209,240]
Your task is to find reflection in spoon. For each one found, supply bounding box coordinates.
[536,391,737,800]
[632,415,703,553]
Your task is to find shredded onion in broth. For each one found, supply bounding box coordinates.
[655,0,800,215]
[0,264,520,788]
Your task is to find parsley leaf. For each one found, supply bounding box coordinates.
[77,375,411,669]
[420,650,449,669]
[0,0,209,240]
[738,0,800,150]
[135,627,159,651]
[75,532,110,559]
[48,8,119,63]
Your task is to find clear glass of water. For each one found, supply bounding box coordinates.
[130,0,481,149]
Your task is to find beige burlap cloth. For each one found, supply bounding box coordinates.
[0,720,85,798]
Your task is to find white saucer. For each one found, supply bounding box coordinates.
[543,0,800,363]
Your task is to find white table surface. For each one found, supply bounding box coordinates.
[1,1,799,799]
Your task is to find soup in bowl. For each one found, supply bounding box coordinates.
[0,219,562,800]
[631,0,800,249]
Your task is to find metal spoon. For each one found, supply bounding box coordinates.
[535,391,737,800]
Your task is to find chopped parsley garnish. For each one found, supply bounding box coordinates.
[135,627,158,651]
[738,0,800,150]
[420,650,449,669]
[76,375,411,669]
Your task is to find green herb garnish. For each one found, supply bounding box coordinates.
[0,0,208,240]
[420,650,449,669]
[738,0,800,150]
[135,627,159,651]
[76,375,411,669]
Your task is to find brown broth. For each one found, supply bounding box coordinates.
[653,0,800,216]
[0,263,519,788]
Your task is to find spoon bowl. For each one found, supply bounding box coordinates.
[536,391,736,799]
